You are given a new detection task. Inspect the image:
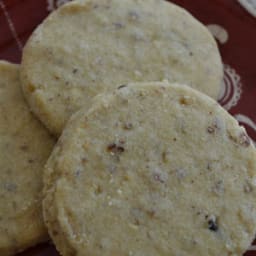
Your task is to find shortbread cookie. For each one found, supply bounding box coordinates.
[43,82,256,256]
[21,0,223,136]
[0,61,55,255]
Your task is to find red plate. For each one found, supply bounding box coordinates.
[0,0,256,255]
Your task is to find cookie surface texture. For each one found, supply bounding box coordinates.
[21,0,223,136]
[0,61,55,255]
[43,81,256,256]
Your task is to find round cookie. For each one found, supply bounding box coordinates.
[0,61,55,255]
[43,81,256,256]
[21,0,223,136]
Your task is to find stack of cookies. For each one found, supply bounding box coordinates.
[1,0,256,256]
